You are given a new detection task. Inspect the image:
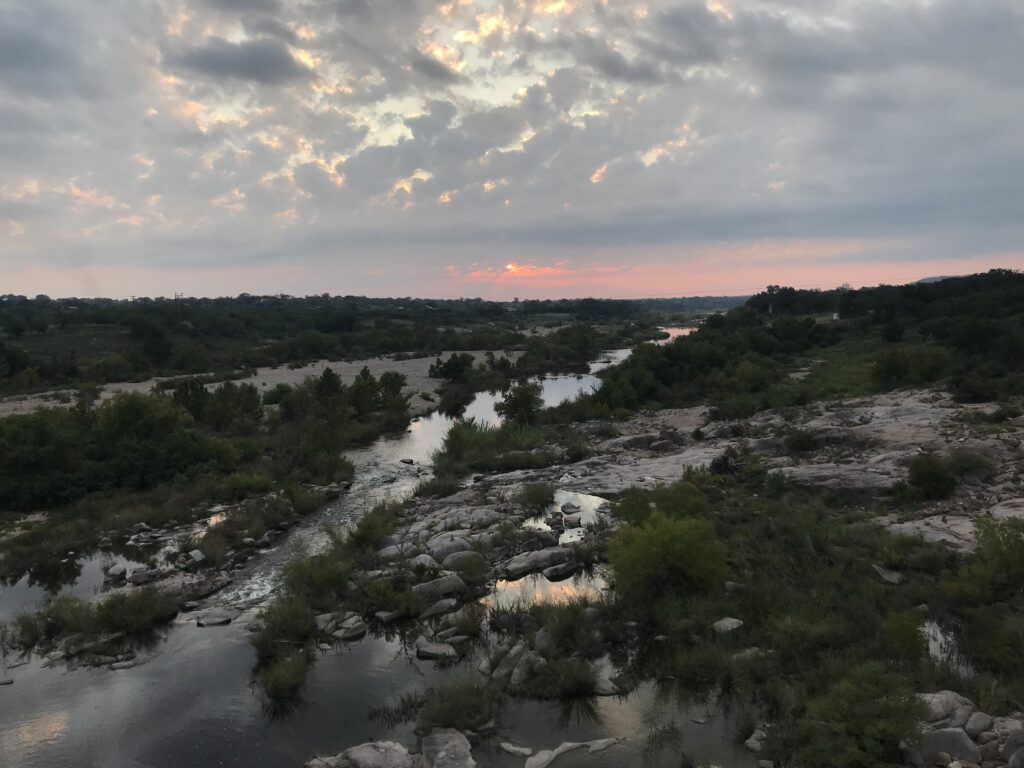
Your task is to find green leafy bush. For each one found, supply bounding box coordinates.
[608,514,726,602]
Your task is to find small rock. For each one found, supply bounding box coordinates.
[499,742,533,757]
[562,514,582,529]
[105,564,127,581]
[196,609,234,627]
[0,678,12,686]
[872,564,904,585]
[712,617,744,634]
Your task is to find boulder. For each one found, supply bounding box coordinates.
[441,551,486,572]
[966,711,994,739]
[409,554,442,571]
[917,728,981,764]
[872,564,904,586]
[503,547,571,579]
[334,616,368,642]
[510,651,546,688]
[744,728,767,754]
[712,617,744,634]
[541,561,577,581]
[562,514,582,529]
[427,535,472,561]
[1006,729,1024,759]
[560,503,581,515]
[305,741,418,768]
[649,440,675,452]
[420,599,459,620]
[105,564,127,581]
[421,728,475,768]
[415,637,457,660]
[412,574,468,601]
[919,691,975,728]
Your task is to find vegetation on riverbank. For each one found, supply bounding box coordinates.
[546,270,1024,424]
[589,458,1024,766]
[0,366,409,591]
[0,293,716,397]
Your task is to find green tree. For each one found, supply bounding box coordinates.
[495,380,544,425]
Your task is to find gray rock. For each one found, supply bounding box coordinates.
[427,535,472,561]
[744,728,767,754]
[532,627,556,656]
[315,613,338,632]
[562,514,582,529]
[1006,729,1024,759]
[541,561,577,581]
[187,549,206,566]
[492,641,527,680]
[919,691,975,726]
[918,728,981,764]
[420,599,459,620]
[127,567,160,585]
[499,742,532,757]
[872,564,904,585]
[966,711,994,739]
[1009,747,1024,768]
[415,637,457,660]
[196,609,235,627]
[421,728,475,768]
[510,651,546,688]
[409,554,442,571]
[0,678,13,686]
[503,547,571,579]
[560,502,581,514]
[712,617,744,634]
[105,564,127,580]
[334,616,368,642]
[305,740,418,768]
[413,574,468,601]
[649,440,675,452]
[441,551,486,572]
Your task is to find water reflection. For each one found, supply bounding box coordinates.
[487,570,608,611]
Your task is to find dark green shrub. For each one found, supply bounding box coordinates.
[907,453,956,499]
[792,662,923,768]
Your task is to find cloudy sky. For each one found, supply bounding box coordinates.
[1,0,1022,299]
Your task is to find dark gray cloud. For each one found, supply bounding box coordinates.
[168,37,314,84]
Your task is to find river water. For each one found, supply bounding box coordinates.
[0,328,753,768]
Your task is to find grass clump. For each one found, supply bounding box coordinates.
[418,678,502,733]
[517,482,555,509]
[256,651,311,703]
[414,473,462,498]
[519,657,597,699]
[251,599,317,661]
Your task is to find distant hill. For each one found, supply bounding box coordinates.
[915,276,955,284]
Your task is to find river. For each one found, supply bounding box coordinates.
[0,328,754,768]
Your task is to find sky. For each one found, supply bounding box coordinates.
[0,0,1022,300]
